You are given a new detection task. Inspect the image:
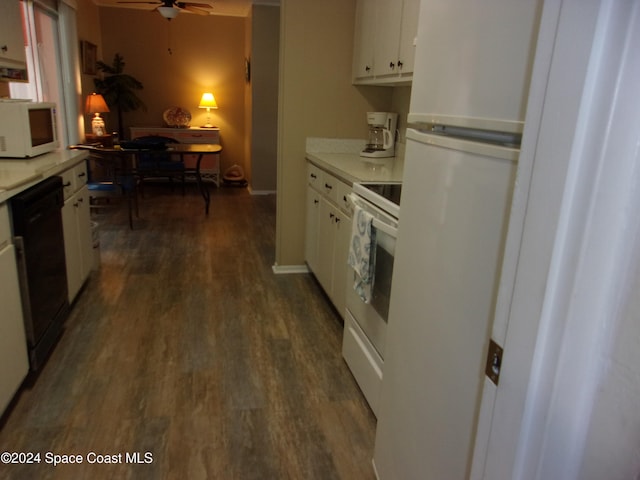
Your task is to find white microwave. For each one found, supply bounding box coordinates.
[0,101,60,158]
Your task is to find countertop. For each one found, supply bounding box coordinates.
[0,149,89,203]
[305,137,404,185]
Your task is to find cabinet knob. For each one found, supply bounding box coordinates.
[365,65,371,72]
[324,183,332,190]
[389,61,395,69]
[78,172,86,178]
[398,60,403,69]
[1,45,7,53]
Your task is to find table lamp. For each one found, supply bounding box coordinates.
[198,92,218,128]
[86,93,110,136]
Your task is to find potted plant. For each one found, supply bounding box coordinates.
[93,53,146,139]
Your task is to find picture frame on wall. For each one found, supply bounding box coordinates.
[81,41,97,75]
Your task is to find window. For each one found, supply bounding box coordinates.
[10,0,81,147]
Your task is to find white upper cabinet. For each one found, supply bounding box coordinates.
[0,0,27,81]
[397,0,420,76]
[352,0,377,81]
[353,0,419,85]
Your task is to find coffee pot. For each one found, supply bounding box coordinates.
[361,112,398,158]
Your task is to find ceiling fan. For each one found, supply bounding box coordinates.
[116,0,213,19]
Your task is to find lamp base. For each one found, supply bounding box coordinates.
[91,114,106,136]
[200,124,217,128]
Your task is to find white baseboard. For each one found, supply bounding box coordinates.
[272,264,309,274]
[248,187,277,196]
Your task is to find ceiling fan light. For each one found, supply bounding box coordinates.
[158,6,179,19]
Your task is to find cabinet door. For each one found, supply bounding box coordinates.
[373,0,403,77]
[0,244,29,414]
[0,0,27,66]
[76,186,93,283]
[63,187,93,303]
[305,186,321,274]
[316,198,338,294]
[332,208,352,318]
[62,193,82,303]
[397,0,419,75]
[353,0,377,80]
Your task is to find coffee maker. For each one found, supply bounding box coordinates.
[360,112,398,158]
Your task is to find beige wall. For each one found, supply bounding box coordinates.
[276,0,393,267]
[243,9,252,186]
[95,8,246,174]
[250,4,279,193]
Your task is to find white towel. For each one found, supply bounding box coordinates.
[348,205,376,303]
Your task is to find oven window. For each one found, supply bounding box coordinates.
[371,228,395,322]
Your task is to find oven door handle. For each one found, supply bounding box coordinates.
[371,216,398,238]
[349,193,398,237]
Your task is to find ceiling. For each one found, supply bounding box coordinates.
[92,0,279,18]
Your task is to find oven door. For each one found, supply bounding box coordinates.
[345,195,398,358]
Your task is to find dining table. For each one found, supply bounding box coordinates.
[70,143,222,215]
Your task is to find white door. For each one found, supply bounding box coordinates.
[472,1,640,479]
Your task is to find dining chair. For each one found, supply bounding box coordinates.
[86,151,138,229]
[123,136,184,194]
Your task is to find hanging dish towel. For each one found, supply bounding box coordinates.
[348,205,376,303]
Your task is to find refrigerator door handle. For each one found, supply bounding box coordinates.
[406,128,521,162]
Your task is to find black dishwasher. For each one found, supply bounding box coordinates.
[11,176,69,370]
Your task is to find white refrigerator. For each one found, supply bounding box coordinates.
[373,1,542,479]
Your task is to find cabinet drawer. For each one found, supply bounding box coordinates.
[0,204,10,249]
[307,163,323,191]
[321,174,341,204]
[173,130,220,144]
[60,168,75,200]
[130,128,160,138]
[130,127,220,144]
[74,162,88,189]
[336,180,353,215]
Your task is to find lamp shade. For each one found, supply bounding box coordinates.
[198,93,218,109]
[85,93,109,114]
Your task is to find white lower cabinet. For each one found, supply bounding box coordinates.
[305,162,352,317]
[305,185,321,274]
[61,162,93,303]
[0,204,29,414]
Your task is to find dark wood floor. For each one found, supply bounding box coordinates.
[0,184,376,480]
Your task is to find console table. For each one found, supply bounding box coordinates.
[130,127,221,186]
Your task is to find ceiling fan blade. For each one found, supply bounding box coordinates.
[117,1,162,4]
[180,2,213,8]
[182,5,209,15]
